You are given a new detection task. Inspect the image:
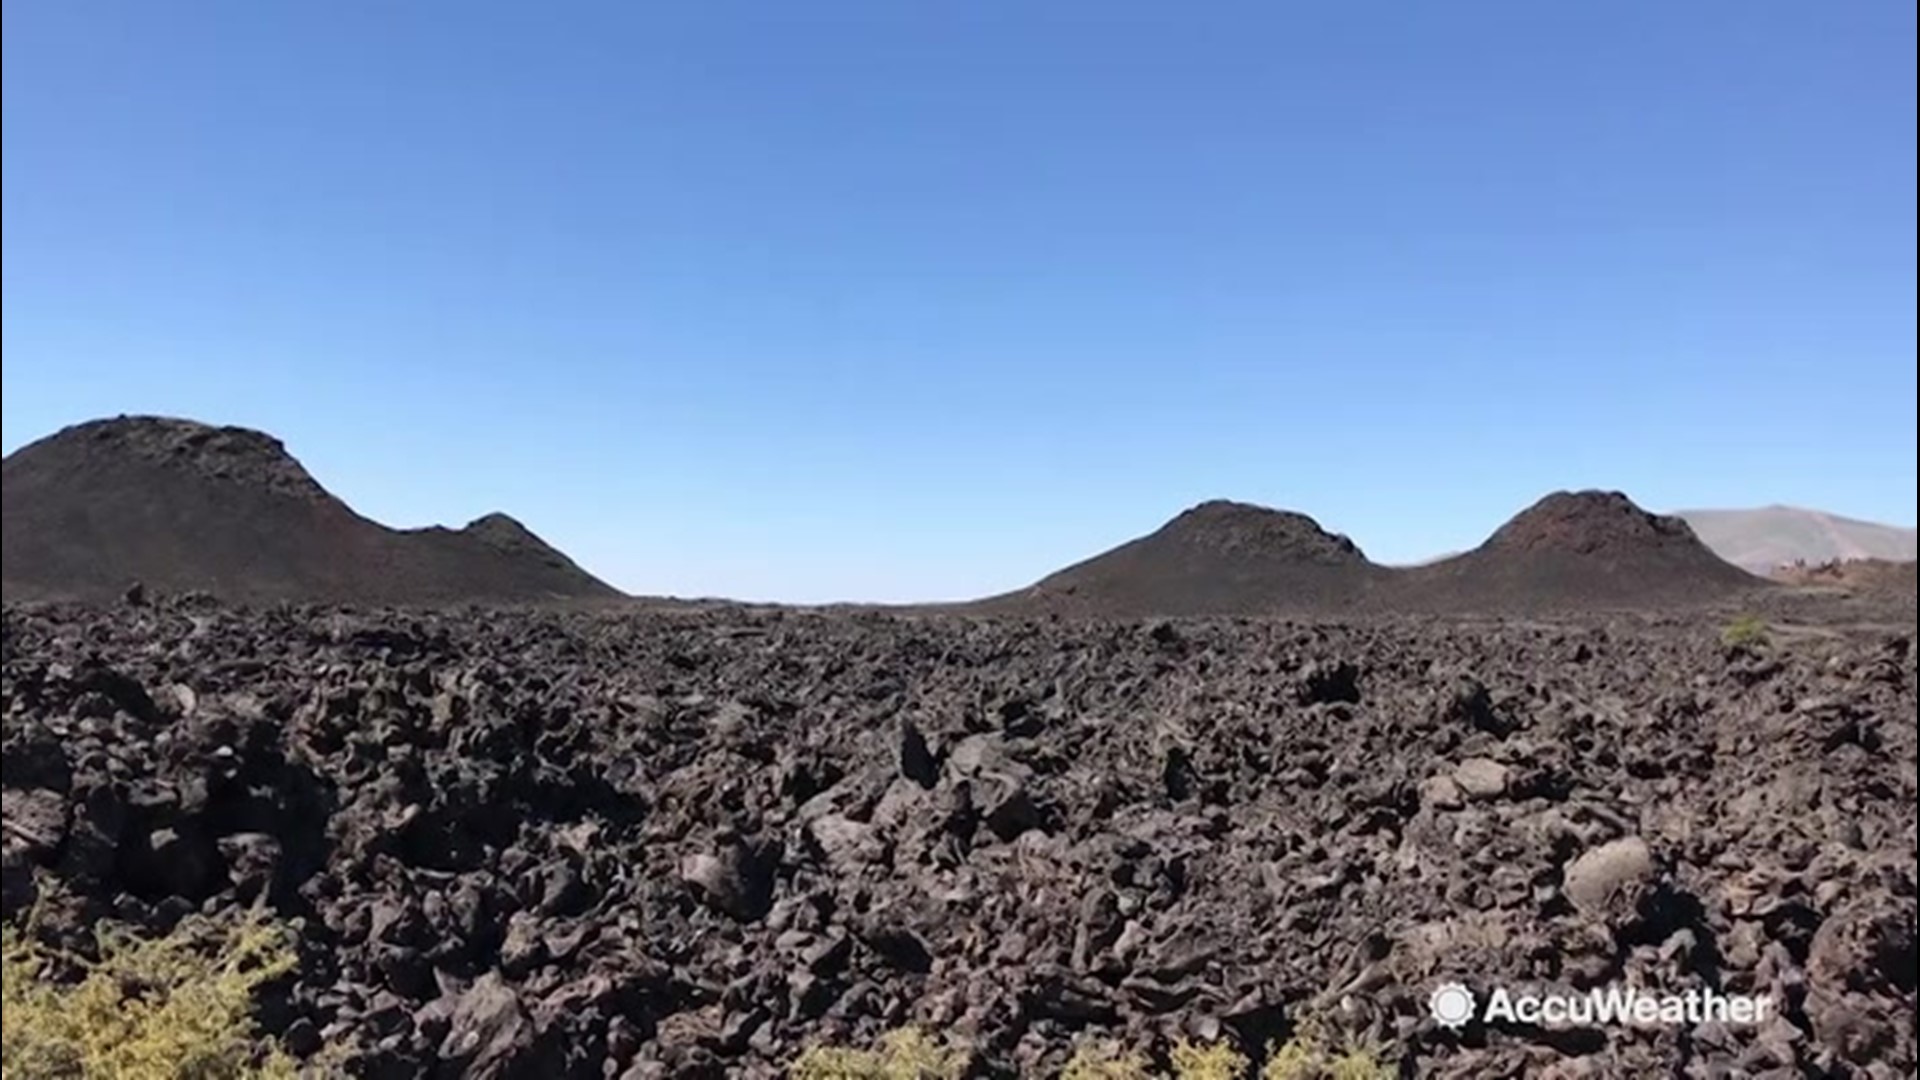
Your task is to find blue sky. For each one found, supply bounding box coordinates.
[4,1,1914,602]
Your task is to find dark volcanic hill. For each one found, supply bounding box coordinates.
[1,416,621,604]
[988,499,1388,616]
[1403,490,1765,610]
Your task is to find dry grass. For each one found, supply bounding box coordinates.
[1260,1019,1395,1080]
[1168,1039,1251,1080]
[788,1028,1395,1079]
[1061,1038,1153,1079]
[1,906,301,1079]
[789,1026,968,1080]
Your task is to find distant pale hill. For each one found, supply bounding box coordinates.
[1674,506,1917,573]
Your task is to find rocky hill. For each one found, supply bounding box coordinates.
[991,500,1389,616]
[1400,491,1765,612]
[0,416,620,605]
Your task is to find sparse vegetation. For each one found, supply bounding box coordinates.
[1321,1045,1396,1080]
[1169,1039,1251,1080]
[1062,1039,1154,1079]
[10,598,1910,1077]
[786,1032,1396,1080]
[1,907,301,1080]
[1260,1017,1394,1080]
[789,1026,968,1080]
[1721,613,1771,649]
[1262,1035,1319,1080]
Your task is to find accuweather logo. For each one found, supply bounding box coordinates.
[1428,982,1774,1029]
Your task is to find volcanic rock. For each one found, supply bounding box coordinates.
[2,596,1912,1075]
[1451,758,1510,801]
[1419,774,1465,811]
[438,972,541,1077]
[681,843,775,921]
[1562,836,1657,918]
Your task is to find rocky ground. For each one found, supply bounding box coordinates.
[2,598,1914,1077]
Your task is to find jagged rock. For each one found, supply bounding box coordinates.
[897,719,938,788]
[1421,774,1465,811]
[217,832,283,900]
[807,814,887,872]
[437,972,539,1078]
[0,598,1912,1076]
[680,843,775,922]
[1,787,69,861]
[1298,660,1362,705]
[980,777,1044,841]
[1440,675,1512,734]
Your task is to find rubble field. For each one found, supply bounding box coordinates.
[2,599,1914,1077]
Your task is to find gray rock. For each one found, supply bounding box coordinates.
[437,971,537,1079]
[680,842,775,921]
[1422,774,1465,811]
[1453,758,1511,800]
[1563,836,1656,917]
[981,777,1044,841]
[807,813,887,872]
[1,787,70,861]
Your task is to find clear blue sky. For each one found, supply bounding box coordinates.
[4,1,1914,602]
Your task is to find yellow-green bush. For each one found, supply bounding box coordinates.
[1260,1020,1394,1080]
[2,907,301,1080]
[1061,1038,1153,1079]
[788,1029,1396,1080]
[1168,1039,1250,1080]
[789,1026,968,1080]
[1721,613,1770,649]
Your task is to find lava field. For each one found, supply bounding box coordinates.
[3,598,1913,1077]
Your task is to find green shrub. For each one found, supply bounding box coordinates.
[2,906,301,1079]
[1721,614,1770,649]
